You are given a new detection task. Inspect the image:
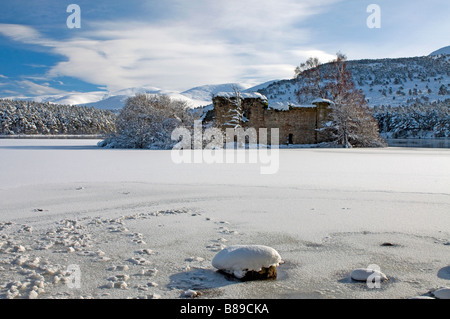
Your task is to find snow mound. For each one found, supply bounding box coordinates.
[350,268,388,282]
[212,245,282,279]
[433,287,450,299]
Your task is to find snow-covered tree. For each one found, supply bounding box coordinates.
[0,99,116,135]
[296,53,385,148]
[99,94,194,149]
[373,101,450,138]
[222,85,244,129]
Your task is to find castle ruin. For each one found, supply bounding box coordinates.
[212,92,333,145]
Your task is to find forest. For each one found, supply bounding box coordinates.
[0,99,116,135]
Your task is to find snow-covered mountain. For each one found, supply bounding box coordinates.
[430,46,450,56]
[2,91,107,107]
[78,83,252,111]
[3,84,247,111]
[180,83,249,101]
[249,54,450,109]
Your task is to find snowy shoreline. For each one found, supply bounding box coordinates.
[0,135,106,140]
[0,139,449,299]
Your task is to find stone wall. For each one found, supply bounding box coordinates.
[212,95,332,145]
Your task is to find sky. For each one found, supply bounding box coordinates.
[0,0,449,102]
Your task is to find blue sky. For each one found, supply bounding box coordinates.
[0,0,449,102]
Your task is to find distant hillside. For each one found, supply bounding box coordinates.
[181,83,249,101]
[250,55,450,110]
[0,99,116,135]
[430,46,450,56]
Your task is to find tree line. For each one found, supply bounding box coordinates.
[0,99,116,135]
[373,101,450,138]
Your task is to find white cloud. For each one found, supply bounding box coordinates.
[16,80,65,96]
[0,0,340,92]
[0,24,42,43]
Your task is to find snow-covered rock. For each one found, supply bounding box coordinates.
[432,287,450,299]
[350,268,388,282]
[212,245,282,279]
[182,289,201,298]
[429,46,450,56]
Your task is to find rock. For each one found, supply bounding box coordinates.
[53,276,61,284]
[182,289,201,298]
[105,282,115,289]
[185,257,205,262]
[14,245,26,252]
[116,265,129,271]
[140,268,158,277]
[432,287,450,299]
[106,281,128,289]
[116,274,130,282]
[28,290,39,299]
[212,245,282,280]
[139,249,154,255]
[34,280,45,289]
[129,257,151,265]
[350,268,388,282]
[13,255,28,266]
[19,282,31,291]
[6,289,20,299]
[241,265,278,281]
[108,265,129,272]
[408,296,435,299]
[97,256,111,262]
[116,281,128,290]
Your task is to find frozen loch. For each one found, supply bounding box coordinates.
[0,139,449,299]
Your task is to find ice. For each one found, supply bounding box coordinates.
[0,139,449,299]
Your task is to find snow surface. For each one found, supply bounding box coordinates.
[215,92,267,100]
[0,139,449,299]
[212,245,282,278]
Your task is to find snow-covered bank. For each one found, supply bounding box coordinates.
[0,139,449,299]
[0,135,105,140]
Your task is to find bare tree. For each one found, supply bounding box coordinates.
[295,57,325,101]
[297,53,386,148]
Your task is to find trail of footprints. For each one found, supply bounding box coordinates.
[2,215,448,299]
[0,209,242,299]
